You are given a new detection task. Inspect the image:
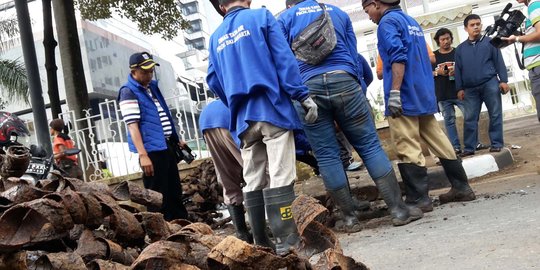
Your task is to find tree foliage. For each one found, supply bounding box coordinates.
[0,18,29,105]
[76,0,190,40]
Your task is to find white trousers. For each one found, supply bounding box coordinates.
[240,122,296,192]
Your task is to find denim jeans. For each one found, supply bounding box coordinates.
[528,66,540,121]
[294,73,392,191]
[463,77,504,152]
[438,99,465,150]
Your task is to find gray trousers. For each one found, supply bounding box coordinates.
[240,122,296,192]
[204,128,244,205]
[528,66,540,121]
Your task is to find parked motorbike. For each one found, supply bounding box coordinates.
[20,146,81,184]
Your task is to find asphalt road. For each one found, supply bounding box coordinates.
[340,173,540,270]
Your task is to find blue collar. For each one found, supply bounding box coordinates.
[224,6,248,18]
[381,5,402,18]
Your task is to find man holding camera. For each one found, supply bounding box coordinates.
[455,14,510,156]
[503,0,540,123]
[118,52,188,221]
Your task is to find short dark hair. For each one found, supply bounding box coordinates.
[219,0,242,6]
[286,0,304,7]
[49,118,65,132]
[434,28,453,46]
[464,14,481,27]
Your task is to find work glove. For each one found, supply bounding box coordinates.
[387,90,403,118]
[301,97,318,124]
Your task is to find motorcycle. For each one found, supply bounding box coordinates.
[20,146,81,184]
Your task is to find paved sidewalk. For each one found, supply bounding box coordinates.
[339,173,540,270]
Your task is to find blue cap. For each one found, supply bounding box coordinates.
[129,52,160,70]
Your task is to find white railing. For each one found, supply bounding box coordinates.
[54,81,212,182]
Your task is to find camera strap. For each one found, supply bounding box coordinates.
[514,42,526,70]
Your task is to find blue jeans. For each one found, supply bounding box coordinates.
[438,99,465,150]
[463,77,504,152]
[294,73,392,191]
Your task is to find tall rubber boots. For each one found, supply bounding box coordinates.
[438,158,476,204]
[243,190,274,249]
[398,163,433,212]
[374,169,423,226]
[226,204,253,244]
[327,187,363,233]
[263,184,300,255]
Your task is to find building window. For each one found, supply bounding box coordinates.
[186,19,203,34]
[181,2,198,16]
[185,37,206,50]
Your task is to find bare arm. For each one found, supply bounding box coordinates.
[391,62,406,91]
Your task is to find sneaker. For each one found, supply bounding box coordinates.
[346,161,364,171]
[454,148,463,155]
[476,143,489,150]
[459,151,475,157]
[489,147,502,152]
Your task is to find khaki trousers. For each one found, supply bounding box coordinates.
[388,115,456,167]
[240,122,296,192]
[204,128,245,205]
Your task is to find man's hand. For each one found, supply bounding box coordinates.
[501,35,519,44]
[499,82,510,95]
[301,97,318,124]
[140,154,154,176]
[387,90,403,118]
[457,90,465,101]
[179,140,188,148]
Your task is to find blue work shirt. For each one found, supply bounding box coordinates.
[278,0,361,84]
[455,37,508,90]
[207,7,309,143]
[357,53,374,94]
[199,99,230,133]
[377,7,437,116]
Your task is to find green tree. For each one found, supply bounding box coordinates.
[75,0,189,40]
[0,18,29,106]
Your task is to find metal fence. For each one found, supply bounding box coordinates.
[55,81,212,182]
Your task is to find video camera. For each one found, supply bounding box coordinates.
[481,3,526,48]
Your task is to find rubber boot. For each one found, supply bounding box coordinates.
[227,204,253,244]
[327,187,363,233]
[438,158,476,204]
[374,169,423,226]
[244,190,274,249]
[345,174,370,212]
[263,184,300,256]
[398,163,433,212]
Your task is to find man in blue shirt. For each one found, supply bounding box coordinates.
[280,0,422,233]
[199,99,254,244]
[206,0,318,255]
[455,14,510,156]
[118,52,188,221]
[364,0,475,210]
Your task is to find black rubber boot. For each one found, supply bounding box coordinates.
[438,158,476,204]
[398,163,433,212]
[263,184,300,256]
[327,187,363,233]
[345,174,370,212]
[374,169,423,226]
[244,190,274,249]
[227,204,253,244]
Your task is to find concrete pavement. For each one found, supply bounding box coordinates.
[340,173,540,270]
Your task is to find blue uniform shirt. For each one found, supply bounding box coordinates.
[357,53,373,94]
[207,7,309,142]
[377,7,437,116]
[199,100,230,133]
[278,0,361,83]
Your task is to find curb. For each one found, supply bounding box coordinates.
[427,148,514,190]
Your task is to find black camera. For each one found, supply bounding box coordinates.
[180,145,196,164]
[482,3,526,48]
